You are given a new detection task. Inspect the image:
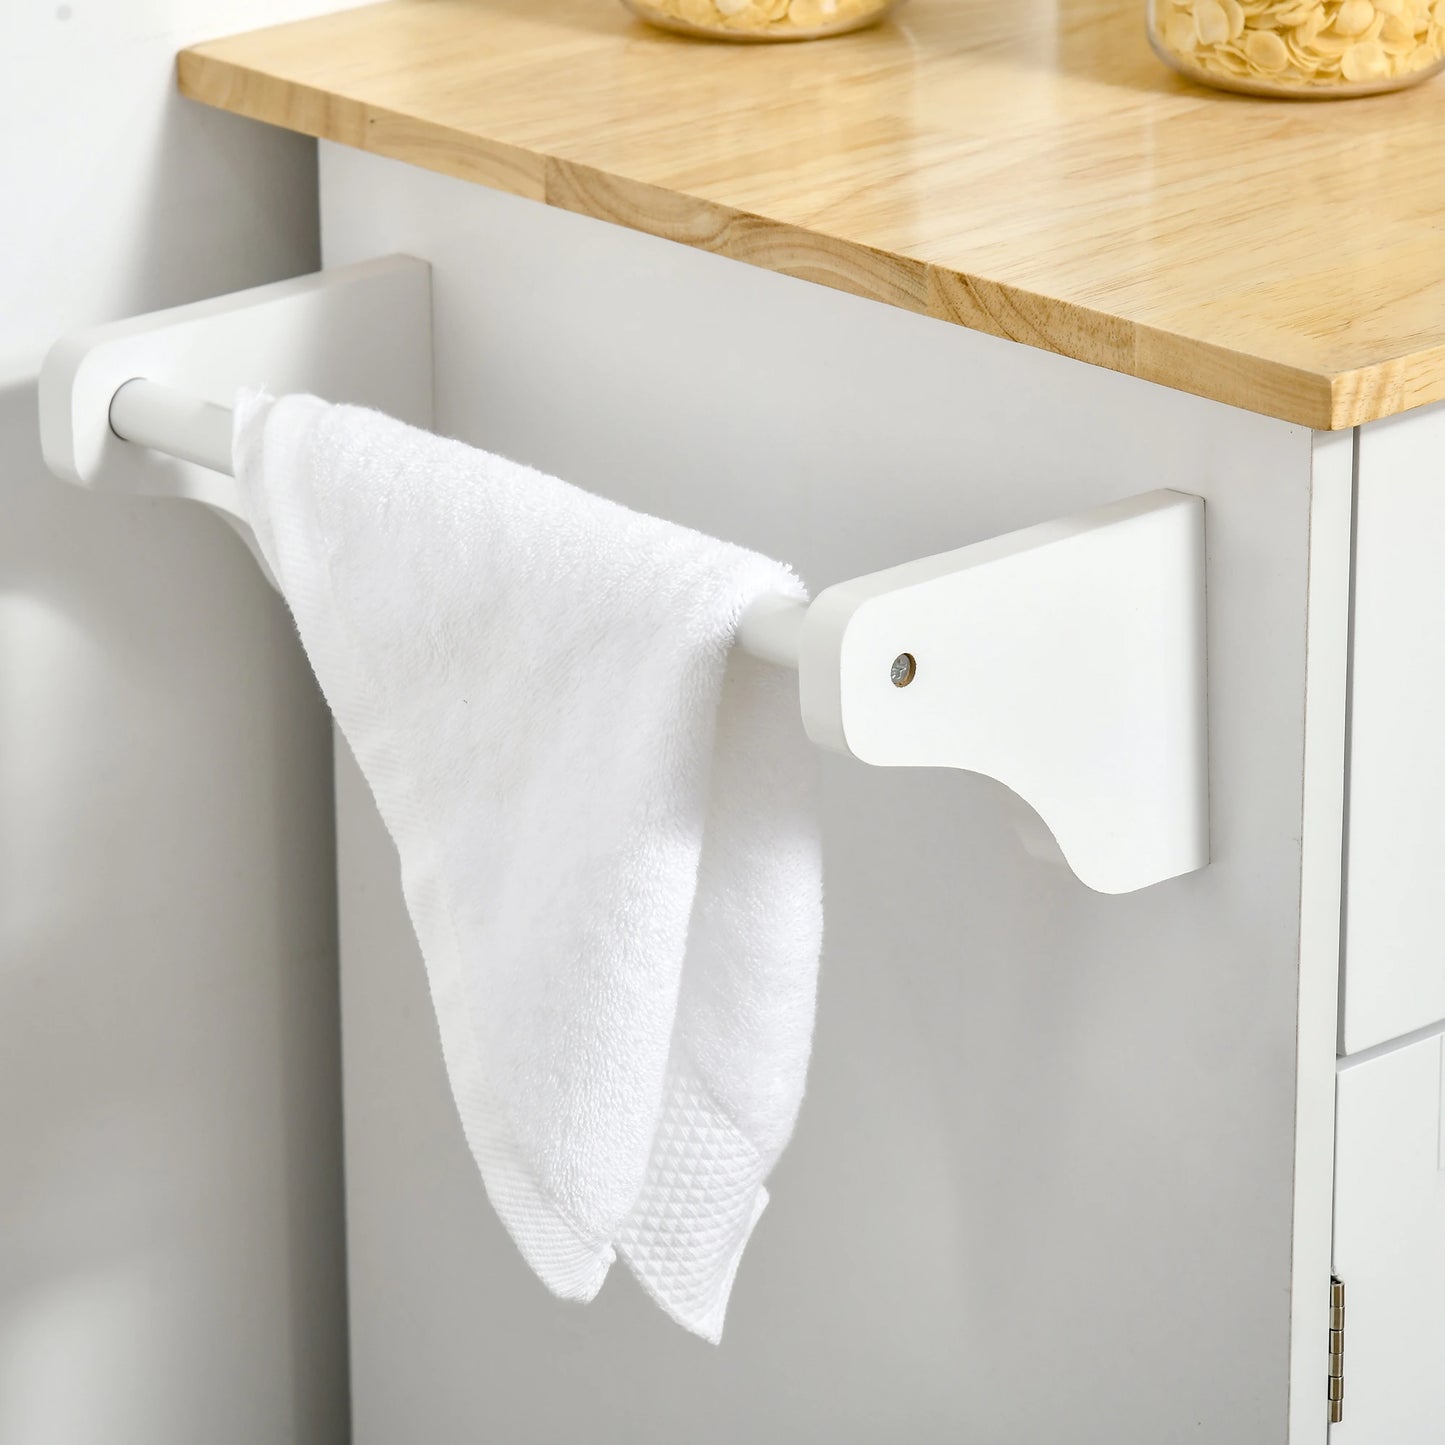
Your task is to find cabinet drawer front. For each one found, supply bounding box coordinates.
[1343,405,1445,1054]
[1332,1028,1445,1441]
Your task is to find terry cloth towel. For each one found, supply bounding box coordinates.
[233,392,823,1342]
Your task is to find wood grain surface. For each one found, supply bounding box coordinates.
[178,0,1445,428]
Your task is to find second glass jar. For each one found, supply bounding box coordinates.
[623,0,900,41]
[1148,0,1445,96]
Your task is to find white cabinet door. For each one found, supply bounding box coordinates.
[1331,1027,1445,1443]
[1343,405,1445,1053]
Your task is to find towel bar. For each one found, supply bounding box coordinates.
[38,255,1209,895]
[101,376,812,668]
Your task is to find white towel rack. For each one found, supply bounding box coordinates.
[108,379,234,476]
[101,375,810,670]
[38,255,1209,895]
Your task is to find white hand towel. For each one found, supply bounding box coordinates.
[233,392,823,1341]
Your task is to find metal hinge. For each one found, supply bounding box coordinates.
[1328,1276,1345,1425]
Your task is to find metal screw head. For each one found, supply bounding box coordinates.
[890,652,916,687]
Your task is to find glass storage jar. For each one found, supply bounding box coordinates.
[1147,0,1445,95]
[623,0,901,41]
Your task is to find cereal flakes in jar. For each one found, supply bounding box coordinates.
[1148,0,1445,95]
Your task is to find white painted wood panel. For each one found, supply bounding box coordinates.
[1331,1026,1445,1443]
[1344,404,1445,1053]
[322,142,1341,1445]
[1291,427,1354,1445]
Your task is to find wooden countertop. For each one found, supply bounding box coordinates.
[179,0,1445,429]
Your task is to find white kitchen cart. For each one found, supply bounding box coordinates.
[43,1,1445,1439]
[318,143,1371,1445]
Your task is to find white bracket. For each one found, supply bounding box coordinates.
[39,254,434,511]
[38,258,1208,896]
[799,490,1208,895]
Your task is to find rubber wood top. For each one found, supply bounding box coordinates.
[179,0,1445,428]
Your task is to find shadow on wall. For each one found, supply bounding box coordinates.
[0,372,346,1444]
[4,22,322,380]
[2,5,353,1440]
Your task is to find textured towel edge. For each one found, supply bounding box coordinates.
[624,1186,768,1345]
[615,1052,775,1343]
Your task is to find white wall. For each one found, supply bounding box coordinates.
[1,7,352,1443]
